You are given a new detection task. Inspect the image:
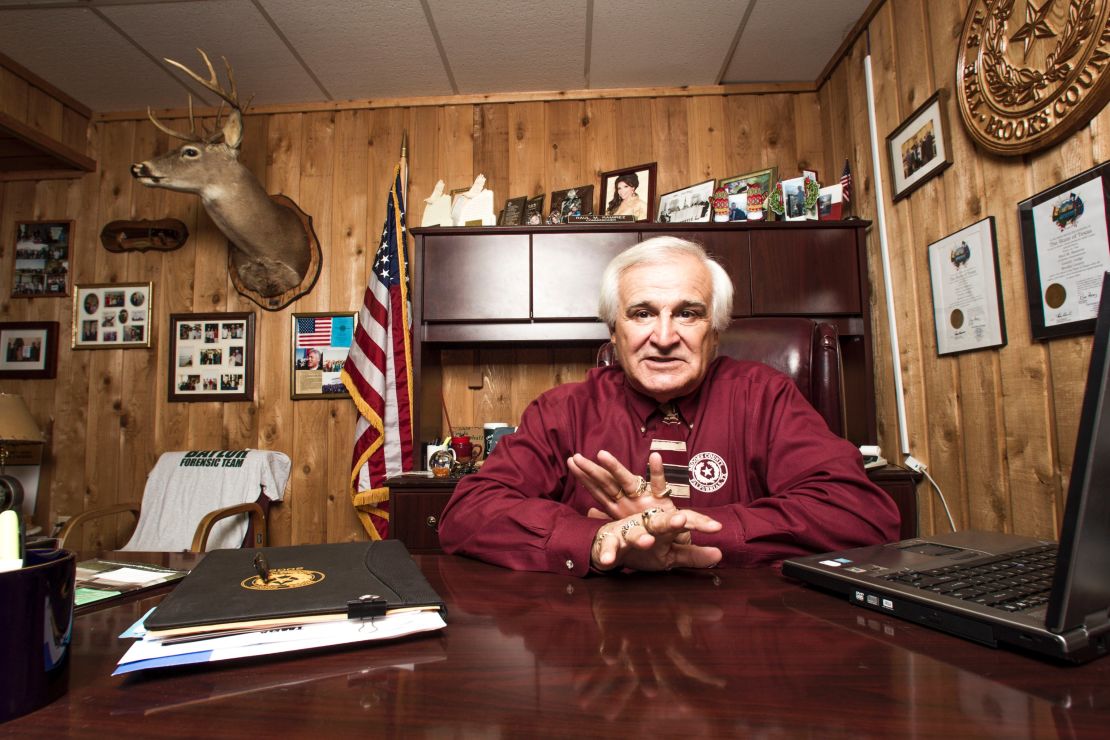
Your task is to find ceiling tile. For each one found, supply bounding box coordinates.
[723,0,871,83]
[258,0,452,100]
[99,0,322,107]
[0,6,184,111]
[591,0,752,89]
[427,0,587,94]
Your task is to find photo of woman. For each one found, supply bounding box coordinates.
[605,172,648,221]
[599,163,656,222]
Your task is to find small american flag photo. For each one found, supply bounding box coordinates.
[296,316,333,347]
[291,313,356,399]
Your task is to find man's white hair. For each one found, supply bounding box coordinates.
[597,236,733,331]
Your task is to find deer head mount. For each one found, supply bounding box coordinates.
[131,49,320,310]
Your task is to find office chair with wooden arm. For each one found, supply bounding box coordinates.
[59,449,290,553]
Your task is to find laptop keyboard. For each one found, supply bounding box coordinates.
[881,545,1057,612]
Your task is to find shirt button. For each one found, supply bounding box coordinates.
[565,559,574,570]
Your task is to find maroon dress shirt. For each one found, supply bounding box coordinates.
[438,357,900,575]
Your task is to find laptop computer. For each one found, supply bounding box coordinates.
[783,271,1110,664]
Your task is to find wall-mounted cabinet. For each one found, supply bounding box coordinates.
[410,220,875,443]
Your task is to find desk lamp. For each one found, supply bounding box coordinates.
[0,393,45,512]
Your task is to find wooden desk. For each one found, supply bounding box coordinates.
[3,555,1107,737]
[388,464,921,553]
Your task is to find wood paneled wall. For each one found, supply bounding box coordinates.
[1,73,823,548]
[0,51,90,159]
[1,0,1105,548]
[818,0,1109,538]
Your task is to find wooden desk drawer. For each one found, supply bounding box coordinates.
[389,483,454,553]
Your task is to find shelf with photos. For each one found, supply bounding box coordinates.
[420,163,854,230]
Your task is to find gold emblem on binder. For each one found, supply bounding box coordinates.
[241,568,326,591]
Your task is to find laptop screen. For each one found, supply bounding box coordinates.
[1047,271,1110,633]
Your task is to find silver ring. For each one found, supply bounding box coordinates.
[619,519,639,539]
[654,487,672,498]
[641,507,662,535]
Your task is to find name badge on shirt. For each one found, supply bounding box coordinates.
[650,439,686,452]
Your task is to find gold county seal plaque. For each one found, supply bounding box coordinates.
[956,0,1110,156]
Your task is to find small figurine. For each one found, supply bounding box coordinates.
[746,187,766,221]
[710,187,730,222]
[421,180,453,227]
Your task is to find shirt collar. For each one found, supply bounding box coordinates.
[618,358,722,429]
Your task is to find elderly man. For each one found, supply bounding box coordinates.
[438,237,899,574]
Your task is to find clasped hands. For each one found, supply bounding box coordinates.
[567,450,722,572]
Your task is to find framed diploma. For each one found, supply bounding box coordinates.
[1019,161,1110,341]
[927,217,1006,356]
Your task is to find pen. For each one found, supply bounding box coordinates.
[253,552,270,583]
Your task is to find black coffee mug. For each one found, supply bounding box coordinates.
[0,548,75,722]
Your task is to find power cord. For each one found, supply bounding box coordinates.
[904,455,957,532]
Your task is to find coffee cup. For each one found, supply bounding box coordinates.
[449,435,482,463]
[483,423,508,459]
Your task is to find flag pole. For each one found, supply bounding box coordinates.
[399,131,408,197]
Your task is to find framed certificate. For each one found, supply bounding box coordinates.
[1018,160,1110,341]
[927,217,1006,356]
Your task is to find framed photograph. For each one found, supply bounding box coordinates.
[291,312,356,399]
[72,283,153,349]
[168,312,255,402]
[523,194,545,226]
[657,179,715,223]
[1018,160,1110,341]
[548,185,594,223]
[719,167,778,220]
[599,163,657,221]
[12,221,72,297]
[927,217,1007,356]
[887,89,953,202]
[0,321,58,379]
[498,196,527,226]
[817,184,843,220]
[778,176,817,221]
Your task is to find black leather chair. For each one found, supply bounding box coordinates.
[598,316,846,436]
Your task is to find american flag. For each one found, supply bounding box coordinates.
[340,162,414,540]
[840,159,853,204]
[296,317,332,346]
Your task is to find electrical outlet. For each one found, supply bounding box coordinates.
[904,455,927,473]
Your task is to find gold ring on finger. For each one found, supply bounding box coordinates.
[628,476,649,498]
[641,507,662,535]
[654,486,672,498]
[619,519,639,539]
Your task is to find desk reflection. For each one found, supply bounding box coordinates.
[2,555,1108,738]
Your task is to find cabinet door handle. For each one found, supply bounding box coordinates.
[425,515,438,531]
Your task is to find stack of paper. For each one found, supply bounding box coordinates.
[114,608,446,675]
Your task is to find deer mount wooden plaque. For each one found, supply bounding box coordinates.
[956,0,1110,156]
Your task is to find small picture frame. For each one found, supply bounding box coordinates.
[168,312,255,402]
[599,163,657,221]
[12,220,72,297]
[291,312,356,399]
[0,321,59,379]
[719,167,778,219]
[778,176,815,221]
[817,184,844,220]
[887,89,953,202]
[498,196,528,226]
[1018,160,1110,341]
[927,216,1007,356]
[72,282,153,349]
[549,185,594,223]
[657,179,715,223]
[523,194,546,225]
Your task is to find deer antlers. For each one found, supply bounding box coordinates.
[147,49,244,144]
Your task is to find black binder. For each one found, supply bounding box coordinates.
[145,540,445,636]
